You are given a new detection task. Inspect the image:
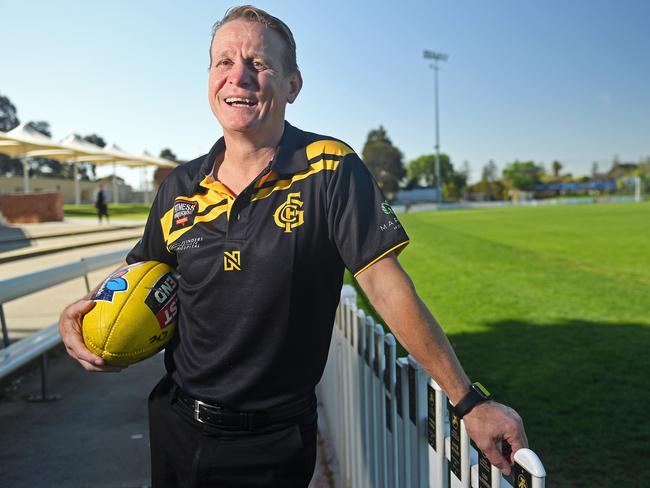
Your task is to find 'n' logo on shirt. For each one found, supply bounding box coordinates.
[223,250,241,271]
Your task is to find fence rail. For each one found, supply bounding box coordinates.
[318,285,546,488]
[0,248,130,397]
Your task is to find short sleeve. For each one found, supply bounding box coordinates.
[327,152,409,277]
[126,181,178,268]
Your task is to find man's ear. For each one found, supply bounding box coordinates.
[286,70,303,104]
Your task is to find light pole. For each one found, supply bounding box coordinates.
[423,49,448,204]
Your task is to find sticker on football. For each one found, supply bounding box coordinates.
[82,261,179,365]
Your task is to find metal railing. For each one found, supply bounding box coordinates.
[318,285,547,488]
[0,248,130,398]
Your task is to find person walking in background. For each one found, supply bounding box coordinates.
[94,181,109,224]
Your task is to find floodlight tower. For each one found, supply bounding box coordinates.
[423,49,448,204]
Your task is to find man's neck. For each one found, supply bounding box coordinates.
[213,123,285,194]
[220,123,284,174]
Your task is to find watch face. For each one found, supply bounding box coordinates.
[473,382,491,400]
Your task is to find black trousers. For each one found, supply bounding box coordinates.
[148,376,318,488]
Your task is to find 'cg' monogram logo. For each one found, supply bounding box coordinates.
[274,192,304,233]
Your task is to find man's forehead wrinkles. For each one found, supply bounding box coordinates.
[213,47,268,61]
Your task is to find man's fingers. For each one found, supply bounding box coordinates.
[59,299,107,368]
[68,299,96,316]
[482,443,512,476]
[78,358,123,373]
[503,415,529,463]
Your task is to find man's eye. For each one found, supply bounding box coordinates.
[252,61,265,70]
[216,59,231,68]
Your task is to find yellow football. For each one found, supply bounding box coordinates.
[82,261,179,365]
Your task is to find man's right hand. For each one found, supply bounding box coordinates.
[58,299,124,372]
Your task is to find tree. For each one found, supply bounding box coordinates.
[25,120,51,137]
[84,134,106,148]
[502,161,544,191]
[481,160,498,183]
[0,93,21,175]
[476,160,502,200]
[407,153,450,187]
[23,120,65,177]
[0,93,20,132]
[406,153,469,199]
[361,126,405,195]
[160,148,178,162]
[80,134,106,180]
[591,162,599,178]
[552,160,563,178]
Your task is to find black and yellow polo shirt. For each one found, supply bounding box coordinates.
[127,121,409,410]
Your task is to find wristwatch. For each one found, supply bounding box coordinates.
[452,382,491,419]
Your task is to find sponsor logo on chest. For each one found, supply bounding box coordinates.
[170,199,198,232]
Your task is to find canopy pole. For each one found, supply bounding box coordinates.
[73,162,80,205]
[22,158,29,193]
[142,167,149,204]
[112,162,119,204]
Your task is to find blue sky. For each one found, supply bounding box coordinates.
[2,0,648,187]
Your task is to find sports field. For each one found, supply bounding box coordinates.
[352,202,650,487]
[64,203,150,220]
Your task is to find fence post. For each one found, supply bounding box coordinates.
[0,304,9,347]
[427,378,446,488]
[374,324,387,488]
[338,285,355,485]
[348,302,363,488]
[384,334,398,488]
[357,309,371,487]
[446,400,471,488]
[407,356,429,487]
[342,298,351,486]
[80,257,91,293]
[397,357,412,488]
[366,316,378,487]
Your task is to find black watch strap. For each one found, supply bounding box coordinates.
[452,382,491,419]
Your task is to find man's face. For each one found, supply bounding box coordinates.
[208,20,302,138]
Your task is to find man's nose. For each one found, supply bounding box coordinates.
[228,61,253,87]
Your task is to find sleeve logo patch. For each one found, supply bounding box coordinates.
[273,192,304,233]
[92,269,129,302]
[144,272,179,329]
[380,200,394,215]
[379,217,403,232]
[170,199,198,232]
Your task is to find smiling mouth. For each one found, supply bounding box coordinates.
[225,97,258,107]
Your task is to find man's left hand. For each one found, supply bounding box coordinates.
[462,401,528,476]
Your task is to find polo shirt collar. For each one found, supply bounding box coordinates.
[193,121,308,190]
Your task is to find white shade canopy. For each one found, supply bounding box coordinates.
[0,123,66,156]
[0,126,179,196]
[140,150,177,168]
[0,128,179,169]
[102,142,148,167]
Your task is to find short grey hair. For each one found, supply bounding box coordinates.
[209,5,298,74]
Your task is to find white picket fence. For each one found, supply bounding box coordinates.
[318,285,546,488]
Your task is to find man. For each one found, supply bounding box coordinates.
[59,5,527,487]
[94,181,109,224]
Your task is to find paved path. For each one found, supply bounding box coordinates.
[0,219,339,487]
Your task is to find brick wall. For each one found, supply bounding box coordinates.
[154,167,174,187]
[0,192,64,223]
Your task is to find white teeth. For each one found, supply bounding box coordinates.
[225,97,255,105]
